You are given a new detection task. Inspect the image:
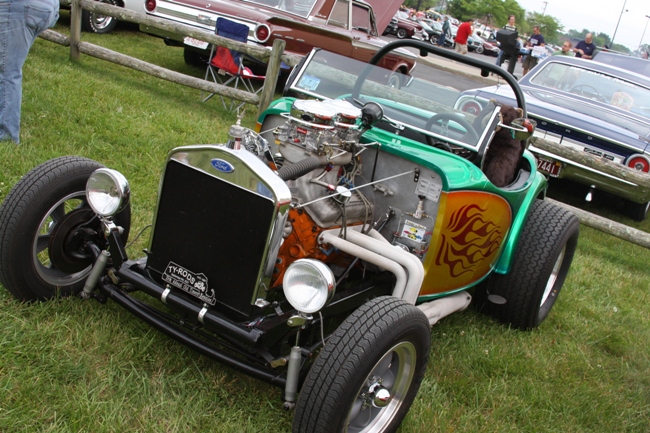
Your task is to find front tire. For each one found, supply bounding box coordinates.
[81,0,119,34]
[476,200,579,330]
[475,45,484,54]
[396,28,408,39]
[0,157,131,301]
[293,296,431,433]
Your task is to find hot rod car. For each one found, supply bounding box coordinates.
[0,41,579,432]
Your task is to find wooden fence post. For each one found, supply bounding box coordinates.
[257,39,286,119]
[70,0,82,60]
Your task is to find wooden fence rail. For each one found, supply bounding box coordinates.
[52,0,302,117]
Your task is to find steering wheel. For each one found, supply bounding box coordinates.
[569,84,607,102]
[425,112,479,147]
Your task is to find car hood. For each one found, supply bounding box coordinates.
[474,84,650,151]
[366,0,406,36]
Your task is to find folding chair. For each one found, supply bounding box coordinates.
[202,17,265,112]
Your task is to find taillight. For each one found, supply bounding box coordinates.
[255,25,270,43]
[145,0,156,12]
[626,154,650,172]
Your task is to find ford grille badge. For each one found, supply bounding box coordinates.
[211,159,235,173]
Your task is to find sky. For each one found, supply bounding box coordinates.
[516,0,650,51]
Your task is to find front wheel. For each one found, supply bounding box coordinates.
[475,45,484,54]
[81,0,119,34]
[475,200,579,330]
[0,157,131,301]
[396,28,408,39]
[292,296,431,433]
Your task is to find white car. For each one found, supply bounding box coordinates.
[61,0,144,34]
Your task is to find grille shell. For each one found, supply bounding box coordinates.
[146,146,291,317]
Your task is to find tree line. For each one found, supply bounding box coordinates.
[403,0,634,53]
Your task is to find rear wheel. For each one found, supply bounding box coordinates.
[387,72,403,89]
[292,296,430,433]
[183,47,208,68]
[81,0,119,34]
[475,200,579,330]
[475,45,484,54]
[625,200,649,221]
[0,157,131,301]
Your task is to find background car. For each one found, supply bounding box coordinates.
[384,13,424,40]
[416,18,437,42]
[593,51,650,77]
[457,55,650,220]
[481,38,501,56]
[467,33,485,54]
[141,0,415,75]
[383,17,398,36]
[60,0,143,34]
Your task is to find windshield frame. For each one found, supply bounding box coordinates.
[286,41,527,156]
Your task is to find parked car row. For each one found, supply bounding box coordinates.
[62,1,650,224]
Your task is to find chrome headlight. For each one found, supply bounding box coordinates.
[283,259,335,314]
[86,168,130,217]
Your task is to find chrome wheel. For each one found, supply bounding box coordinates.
[32,192,95,286]
[540,244,566,307]
[346,341,417,432]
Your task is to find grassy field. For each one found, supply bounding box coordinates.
[1,17,649,433]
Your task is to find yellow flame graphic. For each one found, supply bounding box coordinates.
[436,203,504,277]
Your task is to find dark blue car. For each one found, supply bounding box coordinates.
[457,55,650,220]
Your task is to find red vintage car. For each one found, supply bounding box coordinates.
[141,0,416,75]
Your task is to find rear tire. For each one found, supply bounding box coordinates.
[475,45,484,54]
[0,157,131,301]
[475,200,579,330]
[81,0,119,34]
[292,296,430,433]
[183,47,208,68]
[625,200,649,221]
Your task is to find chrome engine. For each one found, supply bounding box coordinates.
[271,99,373,228]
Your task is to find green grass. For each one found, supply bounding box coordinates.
[1,18,650,433]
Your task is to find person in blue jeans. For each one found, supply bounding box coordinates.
[438,16,450,47]
[0,0,59,143]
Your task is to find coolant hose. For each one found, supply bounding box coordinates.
[276,156,322,181]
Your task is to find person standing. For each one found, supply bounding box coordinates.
[522,25,545,76]
[496,15,518,75]
[438,16,450,47]
[553,41,574,56]
[0,0,59,144]
[454,18,473,55]
[574,33,597,59]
